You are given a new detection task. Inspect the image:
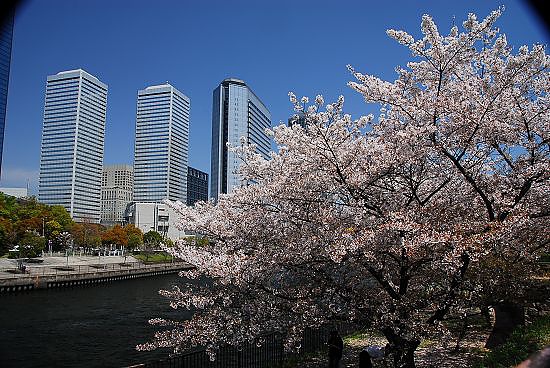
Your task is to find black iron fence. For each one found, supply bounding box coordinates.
[134,323,356,368]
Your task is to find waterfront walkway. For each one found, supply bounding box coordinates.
[0,255,192,292]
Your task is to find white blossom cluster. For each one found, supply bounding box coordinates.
[138,9,549,366]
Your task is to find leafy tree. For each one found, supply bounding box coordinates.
[49,205,74,231]
[0,194,18,220]
[44,220,62,247]
[71,222,104,248]
[0,193,75,255]
[101,224,127,246]
[139,9,550,368]
[124,224,143,250]
[18,232,46,258]
[143,230,163,248]
[0,217,15,255]
[127,233,143,250]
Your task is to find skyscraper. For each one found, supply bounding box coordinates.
[0,10,14,178]
[133,83,189,203]
[210,78,271,200]
[187,166,208,206]
[38,69,107,223]
[288,112,307,129]
[101,164,133,226]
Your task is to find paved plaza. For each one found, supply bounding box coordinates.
[0,255,141,278]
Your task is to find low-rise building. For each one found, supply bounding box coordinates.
[0,187,28,198]
[124,202,186,241]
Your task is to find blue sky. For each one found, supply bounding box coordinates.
[1,0,548,195]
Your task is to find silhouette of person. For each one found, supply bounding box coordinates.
[327,330,343,368]
[359,348,373,368]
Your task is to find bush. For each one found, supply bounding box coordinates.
[477,316,550,367]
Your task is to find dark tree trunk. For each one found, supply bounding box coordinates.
[384,329,420,368]
[485,301,525,349]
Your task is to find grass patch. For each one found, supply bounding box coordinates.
[475,316,550,368]
[133,251,173,264]
[343,330,371,344]
[418,339,436,349]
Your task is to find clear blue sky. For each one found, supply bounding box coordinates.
[1,0,547,195]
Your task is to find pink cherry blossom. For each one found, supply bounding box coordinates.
[138,9,549,368]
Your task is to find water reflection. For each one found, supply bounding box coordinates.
[0,274,191,368]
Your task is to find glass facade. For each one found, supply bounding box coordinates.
[133,84,189,203]
[210,78,271,200]
[186,166,208,206]
[38,69,108,223]
[0,11,14,178]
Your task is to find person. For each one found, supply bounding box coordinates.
[327,329,343,368]
[359,348,373,368]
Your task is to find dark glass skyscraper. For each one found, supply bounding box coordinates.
[187,166,208,206]
[0,10,14,178]
[210,78,271,200]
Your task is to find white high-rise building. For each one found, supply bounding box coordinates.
[210,78,271,200]
[38,69,107,223]
[101,164,133,226]
[133,84,189,203]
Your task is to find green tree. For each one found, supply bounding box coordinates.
[0,193,75,255]
[18,232,46,258]
[48,205,74,231]
[124,224,143,250]
[0,217,15,255]
[143,230,163,248]
[45,220,62,246]
[127,233,143,250]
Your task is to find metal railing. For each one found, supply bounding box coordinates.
[137,323,356,368]
[0,261,188,280]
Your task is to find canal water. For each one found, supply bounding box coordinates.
[0,274,192,368]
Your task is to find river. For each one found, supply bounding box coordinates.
[0,274,192,368]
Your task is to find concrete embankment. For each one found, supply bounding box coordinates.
[0,261,192,293]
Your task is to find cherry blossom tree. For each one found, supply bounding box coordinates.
[138,8,549,368]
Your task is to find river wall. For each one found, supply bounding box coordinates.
[0,262,192,293]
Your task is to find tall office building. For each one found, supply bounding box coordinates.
[210,78,271,200]
[133,83,189,203]
[288,112,306,128]
[0,10,14,178]
[187,166,208,206]
[38,69,107,223]
[101,164,133,226]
